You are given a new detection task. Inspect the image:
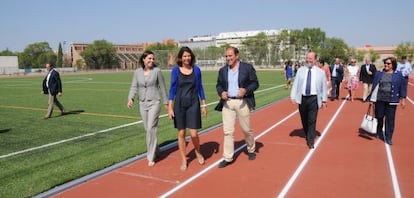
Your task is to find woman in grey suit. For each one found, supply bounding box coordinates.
[127,50,168,167]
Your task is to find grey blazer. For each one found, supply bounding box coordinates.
[128,67,168,104]
[290,65,328,108]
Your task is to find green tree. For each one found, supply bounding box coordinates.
[301,28,326,54]
[289,29,304,61]
[0,48,17,56]
[319,37,349,64]
[18,42,56,69]
[80,40,119,69]
[242,32,269,65]
[56,42,63,68]
[394,42,414,60]
[146,43,178,68]
[273,29,290,65]
[368,49,380,63]
[355,49,367,62]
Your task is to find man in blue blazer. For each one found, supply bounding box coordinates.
[291,52,328,149]
[329,57,344,100]
[42,62,65,119]
[215,46,259,168]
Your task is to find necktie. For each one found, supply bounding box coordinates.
[305,68,311,95]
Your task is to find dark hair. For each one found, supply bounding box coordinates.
[226,46,239,55]
[383,56,397,71]
[401,55,407,60]
[318,59,325,65]
[139,50,155,69]
[48,62,55,67]
[176,46,195,67]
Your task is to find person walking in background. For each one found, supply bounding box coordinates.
[42,62,65,119]
[396,55,412,93]
[369,57,406,145]
[215,46,259,168]
[127,50,168,167]
[290,52,328,149]
[284,60,294,89]
[317,59,331,96]
[345,58,360,102]
[167,46,207,171]
[359,56,377,102]
[329,57,344,101]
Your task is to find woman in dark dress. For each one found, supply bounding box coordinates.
[168,47,207,171]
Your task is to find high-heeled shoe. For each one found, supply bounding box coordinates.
[196,152,205,165]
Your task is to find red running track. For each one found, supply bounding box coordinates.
[50,79,414,198]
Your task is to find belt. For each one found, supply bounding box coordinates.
[228,96,243,99]
[302,95,316,97]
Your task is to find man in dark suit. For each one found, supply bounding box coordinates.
[329,57,344,100]
[42,62,65,119]
[359,57,377,101]
[215,46,259,168]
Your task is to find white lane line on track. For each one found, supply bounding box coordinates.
[116,171,179,184]
[0,85,284,160]
[384,144,401,198]
[277,96,348,198]
[381,96,413,198]
[159,110,299,198]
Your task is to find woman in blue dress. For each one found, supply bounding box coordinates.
[284,60,293,89]
[168,47,207,170]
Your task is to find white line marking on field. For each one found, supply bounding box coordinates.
[0,85,283,160]
[116,171,179,184]
[159,109,299,198]
[0,121,142,159]
[277,97,348,198]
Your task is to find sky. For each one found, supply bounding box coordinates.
[1,0,413,52]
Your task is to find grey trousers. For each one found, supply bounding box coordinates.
[139,100,161,162]
[45,92,64,118]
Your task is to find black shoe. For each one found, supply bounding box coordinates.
[376,134,383,140]
[307,143,314,149]
[218,160,232,168]
[248,153,256,160]
[386,140,393,145]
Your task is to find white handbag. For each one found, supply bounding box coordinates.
[360,104,378,134]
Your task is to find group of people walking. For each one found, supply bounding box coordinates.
[42,47,411,171]
[290,53,410,147]
[126,46,258,170]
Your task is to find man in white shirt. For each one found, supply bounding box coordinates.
[290,52,328,149]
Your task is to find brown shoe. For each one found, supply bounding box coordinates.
[43,116,50,120]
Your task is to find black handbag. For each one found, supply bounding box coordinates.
[214,99,224,111]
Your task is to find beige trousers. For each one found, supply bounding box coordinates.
[362,83,372,101]
[45,92,64,118]
[222,98,255,162]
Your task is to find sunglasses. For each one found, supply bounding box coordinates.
[384,62,392,65]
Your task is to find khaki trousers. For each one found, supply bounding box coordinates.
[362,83,372,101]
[222,98,255,162]
[46,92,64,118]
